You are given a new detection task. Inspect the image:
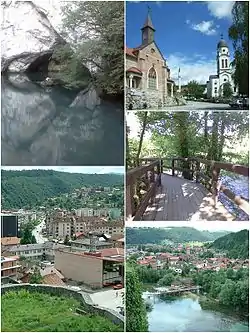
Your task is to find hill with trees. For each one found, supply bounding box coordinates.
[1,170,123,209]
[126,227,229,245]
[210,229,249,259]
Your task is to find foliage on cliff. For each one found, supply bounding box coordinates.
[60,1,124,96]
[210,229,249,259]
[126,227,229,245]
[1,170,123,210]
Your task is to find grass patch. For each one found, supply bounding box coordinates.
[2,290,122,332]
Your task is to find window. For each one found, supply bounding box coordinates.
[214,82,217,85]
[224,78,227,82]
[214,88,217,93]
[221,59,224,68]
[148,67,157,90]
[151,48,155,54]
[225,59,228,67]
[234,87,236,92]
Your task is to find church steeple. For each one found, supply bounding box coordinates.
[141,6,155,45]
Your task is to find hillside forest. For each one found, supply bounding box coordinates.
[1,170,123,210]
[127,111,249,167]
[126,227,229,245]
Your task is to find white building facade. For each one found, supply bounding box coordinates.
[207,36,238,98]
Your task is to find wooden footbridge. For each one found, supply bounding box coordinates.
[146,286,201,296]
[126,157,249,221]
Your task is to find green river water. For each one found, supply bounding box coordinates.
[143,293,249,332]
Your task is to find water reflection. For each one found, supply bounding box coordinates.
[144,295,249,332]
[1,75,124,166]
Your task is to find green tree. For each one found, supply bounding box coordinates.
[158,272,175,286]
[219,279,236,306]
[186,80,205,99]
[223,82,233,98]
[61,1,124,96]
[29,268,43,284]
[126,265,148,332]
[229,1,249,95]
[64,235,70,245]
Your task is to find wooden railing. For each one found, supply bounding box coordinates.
[126,156,249,220]
[126,159,161,221]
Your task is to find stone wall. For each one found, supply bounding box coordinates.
[126,88,187,109]
[1,284,124,328]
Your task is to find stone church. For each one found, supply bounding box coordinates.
[207,35,238,98]
[126,9,175,108]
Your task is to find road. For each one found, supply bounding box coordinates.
[90,288,124,314]
[32,219,48,244]
[135,101,235,111]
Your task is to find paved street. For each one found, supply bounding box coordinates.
[32,219,48,243]
[135,101,235,111]
[90,288,124,313]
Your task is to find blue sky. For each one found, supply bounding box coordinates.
[126,1,235,84]
[1,166,125,174]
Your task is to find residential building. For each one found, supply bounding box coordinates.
[1,214,19,237]
[1,237,20,252]
[8,242,67,261]
[55,247,124,288]
[45,212,123,239]
[1,256,21,279]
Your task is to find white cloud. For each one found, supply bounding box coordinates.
[206,1,234,19]
[166,53,217,84]
[188,20,218,36]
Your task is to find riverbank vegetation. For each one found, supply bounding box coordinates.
[127,111,249,168]
[126,264,148,332]
[1,290,122,332]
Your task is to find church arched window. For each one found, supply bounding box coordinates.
[221,59,224,68]
[148,67,157,90]
[225,59,228,67]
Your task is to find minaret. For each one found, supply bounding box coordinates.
[178,67,181,92]
[141,6,155,45]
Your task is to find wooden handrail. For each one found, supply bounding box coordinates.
[127,156,249,219]
[126,159,161,221]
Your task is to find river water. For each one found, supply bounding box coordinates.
[1,74,124,166]
[144,294,249,332]
[220,173,249,221]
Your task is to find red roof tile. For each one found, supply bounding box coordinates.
[42,273,65,286]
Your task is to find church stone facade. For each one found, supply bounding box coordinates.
[126,10,175,109]
[207,36,238,98]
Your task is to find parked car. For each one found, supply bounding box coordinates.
[229,98,244,109]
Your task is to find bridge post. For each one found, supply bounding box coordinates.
[172,159,175,176]
[157,160,162,186]
[126,183,135,218]
[196,160,200,183]
[211,166,220,207]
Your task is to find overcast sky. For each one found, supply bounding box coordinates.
[1,166,125,174]
[126,221,249,232]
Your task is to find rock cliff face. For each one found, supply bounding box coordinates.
[1,1,65,72]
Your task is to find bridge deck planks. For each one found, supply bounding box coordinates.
[142,173,234,221]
